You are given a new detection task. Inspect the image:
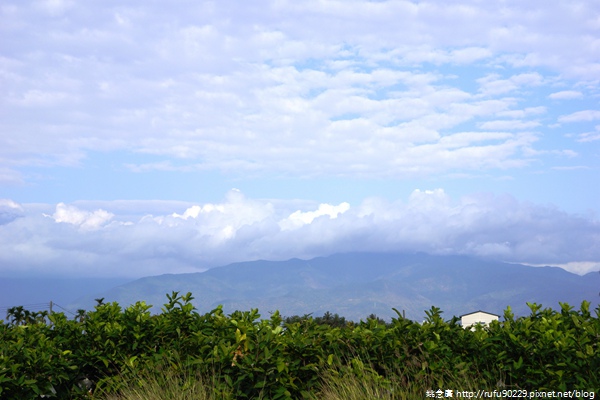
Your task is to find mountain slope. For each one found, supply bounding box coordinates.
[67,253,600,321]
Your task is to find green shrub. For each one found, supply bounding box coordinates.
[1,292,598,398]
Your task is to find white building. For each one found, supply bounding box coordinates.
[460,310,500,328]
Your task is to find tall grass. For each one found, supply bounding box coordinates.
[101,359,494,400]
[314,359,494,400]
[100,361,232,400]
[315,368,404,399]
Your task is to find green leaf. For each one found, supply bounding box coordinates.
[277,360,287,373]
[127,355,138,367]
[513,356,523,370]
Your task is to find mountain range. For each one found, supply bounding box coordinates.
[63,252,600,321]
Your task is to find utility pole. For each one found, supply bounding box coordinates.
[49,301,53,314]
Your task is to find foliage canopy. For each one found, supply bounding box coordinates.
[1,292,599,398]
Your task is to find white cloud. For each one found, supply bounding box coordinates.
[279,202,350,230]
[1,0,597,183]
[0,2,597,280]
[49,203,114,230]
[546,261,600,275]
[477,73,543,96]
[559,110,600,123]
[0,190,598,277]
[161,189,276,244]
[577,125,600,142]
[552,165,590,171]
[0,199,24,224]
[497,106,546,119]
[392,46,493,65]
[549,90,583,100]
[478,120,540,130]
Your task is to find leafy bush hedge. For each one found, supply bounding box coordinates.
[1,292,598,398]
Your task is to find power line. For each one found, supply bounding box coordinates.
[0,301,78,317]
[52,303,77,316]
[0,302,52,314]
[0,302,50,309]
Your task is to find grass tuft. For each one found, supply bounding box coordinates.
[102,364,231,400]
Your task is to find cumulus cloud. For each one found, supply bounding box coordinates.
[160,189,276,243]
[49,203,114,230]
[0,190,598,278]
[279,202,350,230]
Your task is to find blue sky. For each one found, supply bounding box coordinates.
[1,0,599,278]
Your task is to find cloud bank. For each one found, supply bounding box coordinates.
[2,0,599,184]
[1,190,598,278]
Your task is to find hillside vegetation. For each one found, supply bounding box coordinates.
[1,292,599,399]
[67,253,600,322]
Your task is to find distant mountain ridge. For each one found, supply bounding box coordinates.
[67,252,600,321]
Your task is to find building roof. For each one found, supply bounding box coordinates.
[459,310,501,318]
